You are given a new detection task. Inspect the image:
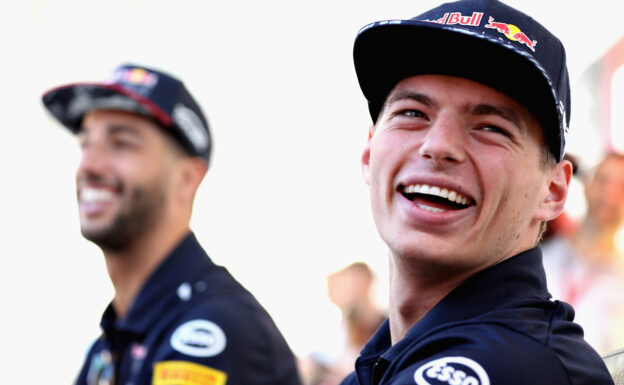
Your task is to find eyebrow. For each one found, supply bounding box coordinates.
[78,123,143,139]
[470,103,524,131]
[385,91,437,110]
[107,123,143,137]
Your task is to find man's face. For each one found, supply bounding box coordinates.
[362,75,560,272]
[75,110,179,251]
[585,155,624,227]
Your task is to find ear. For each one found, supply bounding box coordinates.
[535,160,573,221]
[361,125,374,185]
[177,157,208,203]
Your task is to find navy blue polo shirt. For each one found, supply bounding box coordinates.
[75,232,302,385]
[340,248,614,385]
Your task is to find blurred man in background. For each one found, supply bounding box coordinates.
[42,64,302,385]
[542,151,624,355]
[301,263,385,385]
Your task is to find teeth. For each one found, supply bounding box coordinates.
[416,203,444,213]
[81,188,116,203]
[402,184,472,206]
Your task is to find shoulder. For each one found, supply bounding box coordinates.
[388,322,612,385]
[389,339,564,384]
[168,294,287,351]
[147,290,300,384]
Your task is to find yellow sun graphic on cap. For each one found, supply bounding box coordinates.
[128,68,148,84]
[505,24,521,41]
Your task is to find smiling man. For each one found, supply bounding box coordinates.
[42,64,301,385]
[343,0,614,384]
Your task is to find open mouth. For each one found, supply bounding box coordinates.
[400,184,474,213]
[80,187,118,204]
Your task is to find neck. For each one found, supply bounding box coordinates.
[103,224,190,319]
[387,252,475,345]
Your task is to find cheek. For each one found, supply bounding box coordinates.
[369,144,400,197]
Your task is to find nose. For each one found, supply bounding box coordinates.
[418,113,466,164]
[76,141,110,180]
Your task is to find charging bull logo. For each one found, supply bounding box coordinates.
[116,67,159,87]
[484,16,537,52]
[104,67,159,96]
[414,356,490,385]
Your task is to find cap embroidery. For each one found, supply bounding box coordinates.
[484,17,537,52]
[422,12,483,27]
[108,67,159,88]
[173,103,210,152]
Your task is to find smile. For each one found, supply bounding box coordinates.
[400,184,474,213]
[80,187,117,204]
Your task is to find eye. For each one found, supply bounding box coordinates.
[111,135,139,150]
[476,124,511,137]
[112,139,134,149]
[400,109,427,119]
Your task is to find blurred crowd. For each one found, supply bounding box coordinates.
[540,151,624,356]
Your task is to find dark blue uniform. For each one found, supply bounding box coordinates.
[75,232,302,385]
[340,248,614,385]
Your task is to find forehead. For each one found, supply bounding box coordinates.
[595,155,624,178]
[80,109,162,133]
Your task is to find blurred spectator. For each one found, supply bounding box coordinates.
[541,152,624,355]
[300,262,386,385]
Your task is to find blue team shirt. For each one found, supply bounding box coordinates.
[75,232,302,385]
[340,248,614,385]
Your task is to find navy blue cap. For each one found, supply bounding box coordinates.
[353,0,570,161]
[42,64,212,163]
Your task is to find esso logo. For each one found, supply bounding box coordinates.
[414,356,490,385]
[170,319,227,357]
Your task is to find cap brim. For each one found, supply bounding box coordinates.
[354,21,561,161]
[41,83,173,133]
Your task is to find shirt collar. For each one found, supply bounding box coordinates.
[101,231,213,335]
[359,247,548,362]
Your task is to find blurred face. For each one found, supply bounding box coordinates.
[75,110,180,251]
[585,155,624,227]
[362,75,557,271]
[327,267,371,310]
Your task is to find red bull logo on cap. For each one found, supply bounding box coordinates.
[108,67,159,88]
[484,16,537,52]
[423,12,483,27]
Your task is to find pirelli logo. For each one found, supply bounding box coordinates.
[153,361,227,385]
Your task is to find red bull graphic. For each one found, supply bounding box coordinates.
[109,67,159,88]
[424,12,483,27]
[484,16,510,35]
[512,32,537,52]
[484,16,537,52]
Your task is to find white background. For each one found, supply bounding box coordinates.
[0,1,621,383]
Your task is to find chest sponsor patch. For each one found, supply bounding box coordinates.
[170,319,227,357]
[153,361,227,385]
[414,356,490,385]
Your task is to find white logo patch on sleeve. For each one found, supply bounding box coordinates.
[170,319,227,357]
[414,356,490,385]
